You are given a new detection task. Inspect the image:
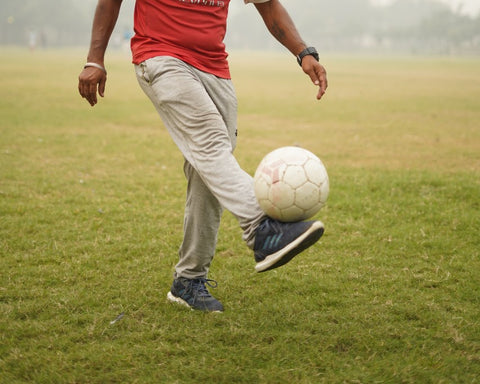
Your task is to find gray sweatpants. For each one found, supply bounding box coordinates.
[134,57,265,279]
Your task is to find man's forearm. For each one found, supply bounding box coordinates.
[87,0,123,65]
[255,0,306,56]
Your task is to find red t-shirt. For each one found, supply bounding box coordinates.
[131,0,231,79]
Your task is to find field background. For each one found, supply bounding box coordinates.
[1,48,479,383]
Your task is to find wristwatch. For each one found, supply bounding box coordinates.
[296,47,319,66]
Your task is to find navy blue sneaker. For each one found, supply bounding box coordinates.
[254,218,324,272]
[167,277,224,312]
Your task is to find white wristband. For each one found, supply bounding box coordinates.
[84,62,107,74]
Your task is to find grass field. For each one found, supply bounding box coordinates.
[1,48,479,383]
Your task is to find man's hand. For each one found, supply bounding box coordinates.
[78,66,107,107]
[252,0,328,100]
[301,56,328,100]
[78,0,123,106]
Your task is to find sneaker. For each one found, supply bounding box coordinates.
[254,218,324,272]
[167,277,224,312]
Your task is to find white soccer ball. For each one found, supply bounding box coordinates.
[254,146,329,222]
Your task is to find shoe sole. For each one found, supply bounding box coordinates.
[255,220,324,273]
[167,291,194,310]
[166,291,223,313]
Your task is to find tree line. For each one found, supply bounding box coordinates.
[1,0,479,54]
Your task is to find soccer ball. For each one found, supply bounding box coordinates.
[253,146,329,222]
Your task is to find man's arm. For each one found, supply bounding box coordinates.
[254,0,327,100]
[78,0,123,107]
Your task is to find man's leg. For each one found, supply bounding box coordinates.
[135,57,265,248]
[134,57,265,312]
[175,160,223,279]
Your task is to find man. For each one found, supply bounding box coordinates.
[78,0,328,312]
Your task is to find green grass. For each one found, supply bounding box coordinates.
[1,48,479,383]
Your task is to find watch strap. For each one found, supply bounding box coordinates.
[297,47,319,66]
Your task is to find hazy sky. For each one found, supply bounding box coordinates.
[442,0,480,15]
[233,0,480,17]
[371,0,479,15]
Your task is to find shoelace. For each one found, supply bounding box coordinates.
[189,278,218,298]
